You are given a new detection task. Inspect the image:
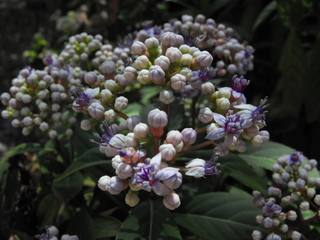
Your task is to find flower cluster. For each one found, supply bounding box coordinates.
[36,225,78,240]
[252,152,320,240]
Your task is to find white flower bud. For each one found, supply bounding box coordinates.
[255,215,264,224]
[216,97,230,110]
[308,159,318,168]
[159,144,176,161]
[159,90,175,104]
[246,125,259,137]
[181,128,197,145]
[217,88,231,99]
[285,165,293,173]
[126,115,142,131]
[148,109,168,128]
[104,109,117,122]
[131,41,146,55]
[149,65,165,82]
[281,196,292,205]
[80,119,92,131]
[273,218,280,227]
[201,82,215,95]
[145,37,159,49]
[300,201,310,211]
[277,156,287,166]
[259,130,270,143]
[100,89,113,101]
[116,163,133,179]
[252,230,262,240]
[117,74,131,87]
[161,32,177,47]
[22,94,32,104]
[303,163,312,172]
[265,233,281,240]
[306,188,316,198]
[124,66,137,81]
[98,175,111,191]
[11,119,20,128]
[272,163,281,173]
[125,192,140,207]
[280,224,288,233]
[49,130,57,139]
[170,74,186,90]
[296,179,306,190]
[22,116,33,127]
[88,102,104,119]
[166,131,183,146]
[22,127,31,136]
[155,56,170,71]
[39,122,49,131]
[287,210,297,221]
[84,72,97,84]
[316,178,320,187]
[288,181,296,190]
[133,123,150,138]
[114,96,128,111]
[66,129,73,136]
[163,193,180,210]
[47,226,59,237]
[227,64,237,74]
[281,172,291,182]
[180,54,193,67]
[106,176,124,195]
[163,172,182,189]
[111,155,122,170]
[251,135,263,147]
[314,195,320,206]
[263,217,273,228]
[166,47,182,63]
[135,55,150,70]
[195,51,213,67]
[278,212,286,221]
[125,132,138,147]
[179,67,193,80]
[291,192,299,201]
[291,231,301,240]
[198,107,213,123]
[100,61,116,75]
[105,80,117,91]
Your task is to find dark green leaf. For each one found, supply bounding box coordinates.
[92,216,122,238]
[52,171,83,203]
[36,193,62,229]
[3,168,19,210]
[253,1,277,30]
[67,207,94,240]
[116,199,182,240]
[139,103,160,124]
[174,192,263,240]
[168,99,184,131]
[139,86,161,105]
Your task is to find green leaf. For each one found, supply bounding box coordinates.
[92,216,122,238]
[219,153,267,194]
[168,99,184,131]
[53,147,110,182]
[253,1,277,30]
[239,141,293,170]
[36,193,62,229]
[139,86,161,105]
[3,168,19,210]
[174,192,262,240]
[139,103,160,124]
[52,171,83,203]
[116,199,182,240]
[276,30,306,119]
[120,103,142,122]
[67,207,94,240]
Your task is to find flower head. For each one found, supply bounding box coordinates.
[283,152,307,166]
[262,200,282,217]
[71,85,99,109]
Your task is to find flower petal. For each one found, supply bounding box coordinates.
[186,167,205,178]
[233,104,256,111]
[225,133,234,145]
[185,159,206,168]
[152,182,171,196]
[150,152,162,172]
[205,128,227,140]
[156,167,180,180]
[213,113,226,127]
[85,87,100,99]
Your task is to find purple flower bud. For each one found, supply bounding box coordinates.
[268,187,282,198]
[149,65,165,82]
[100,61,116,75]
[195,51,213,67]
[155,56,170,70]
[296,179,306,190]
[166,47,182,63]
[88,101,105,118]
[26,73,37,85]
[131,41,147,55]
[263,217,273,228]
[171,74,186,90]
[148,109,168,128]
[84,72,97,84]
[161,32,177,47]
[127,115,142,131]
[266,233,281,240]
[181,128,197,145]
[163,193,181,210]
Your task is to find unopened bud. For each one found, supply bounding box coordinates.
[281,196,292,205]
[256,215,264,224]
[291,231,301,240]
[133,123,150,138]
[127,115,142,131]
[159,90,175,104]
[287,210,297,221]
[135,55,150,70]
[131,41,147,55]
[149,65,165,82]
[263,217,273,228]
[100,61,116,75]
[252,230,262,240]
[159,144,176,161]
[166,47,182,63]
[155,56,170,70]
[272,163,281,173]
[88,102,104,119]
[314,195,320,206]
[171,74,186,90]
[80,119,92,131]
[115,96,128,111]
[166,131,183,146]
[198,107,213,123]
[125,192,140,207]
[296,179,306,190]
[201,82,215,95]
[163,193,181,210]
[216,98,230,110]
[148,109,168,128]
[307,188,316,198]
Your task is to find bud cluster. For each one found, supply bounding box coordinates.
[36,225,79,240]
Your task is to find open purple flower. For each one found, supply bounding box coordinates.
[71,85,100,110]
[132,153,179,196]
[262,200,282,217]
[283,152,307,166]
[189,67,215,89]
[220,75,249,103]
[205,110,248,145]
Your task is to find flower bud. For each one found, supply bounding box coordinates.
[263,217,273,228]
[104,109,117,122]
[22,127,31,136]
[251,135,263,147]
[100,61,116,75]
[281,196,292,205]
[115,96,128,111]
[116,163,133,179]
[26,74,37,85]
[116,74,131,87]
[314,194,320,206]
[166,131,183,146]
[133,123,150,138]
[165,47,182,63]
[80,119,92,131]
[137,69,150,84]
[49,130,57,139]
[161,32,177,47]
[171,74,186,90]
[299,201,309,211]
[266,233,281,240]
[216,142,229,156]
[135,55,150,70]
[100,89,113,101]
[278,212,286,221]
[148,109,168,128]
[259,130,270,143]
[149,65,165,82]
[125,132,138,147]
[285,165,293,173]
[308,159,318,168]
[291,231,301,240]
[296,179,306,190]
[123,66,137,81]
[256,215,264,224]
[131,41,147,55]
[180,54,193,67]
[201,82,215,95]
[181,128,197,145]
[106,176,124,195]
[145,37,159,49]
[303,163,312,172]
[159,144,176,161]
[281,172,290,182]
[216,97,230,110]
[279,224,288,233]
[277,156,287,166]
[98,175,111,191]
[163,172,182,189]
[155,56,170,70]
[88,102,104,118]
[22,116,33,127]
[268,187,282,198]
[198,107,213,123]
[111,156,122,170]
[47,226,59,237]
[159,90,175,104]
[252,196,265,208]
[299,169,308,181]
[316,178,320,187]
[22,94,32,104]
[252,230,262,240]
[125,192,140,207]
[291,192,299,201]
[163,193,180,210]
[195,51,213,67]
[287,210,297,221]
[126,115,142,131]
[252,190,261,198]
[306,188,316,198]
[246,125,259,137]
[84,72,97,84]
[273,218,280,227]
[105,80,117,91]
[272,163,281,173]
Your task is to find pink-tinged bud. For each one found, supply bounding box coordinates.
[131,41,147,55]
[273,218,280,227]
[155,56,170,70]
[181,128,197,145]
[166,47,182,63]
[84,72,97,84]
[148,109,168,128]
[256,215,264,224]
[198,107,213,123]
[116,163,133,179]
[100,61,116,75]
[287,210,297,221]
[170,74,186,90]
[296,179,306,190]
[88,102,104,119]
[125,192,140,207]
[163,172,182,189]
[252,196,265,208]
[159,144,176,161]
[124,66,137,81]
[251,135,263,147]
[216,97,230,110]
[135,55,150,70]
[278,212,286,221]
[166,130,183,146]
[163,193,181,210]
[137,69,150,84]
[252,230,262,240]
[112,155,122,169]
[263,217,273,228]
[133,123,150,138]
[281,196,292,205]
[195,51,213,67]
[125,133,138,147]
[246,125,259,137]
[115,96,128,111]
[259,130,270,143]
[280,224,288,233]
[300,201,309,211]
[159,90,175,104]
[291,231,301,240]
[127,115,142,131]
[161,32,177,47]
[145,37,159,49]
[201,82,215,95]
[149,65,165,82]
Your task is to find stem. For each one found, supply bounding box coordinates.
[101,101,129,120]
[68,136,74,163]
[154,137,159,156]
[54,138,70,165]
[301,190,319,211]
[180,140,216,154]
[196,127,207,134]
[192,97,196,129]
[168,153,178,166]
[161,103,171,142]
